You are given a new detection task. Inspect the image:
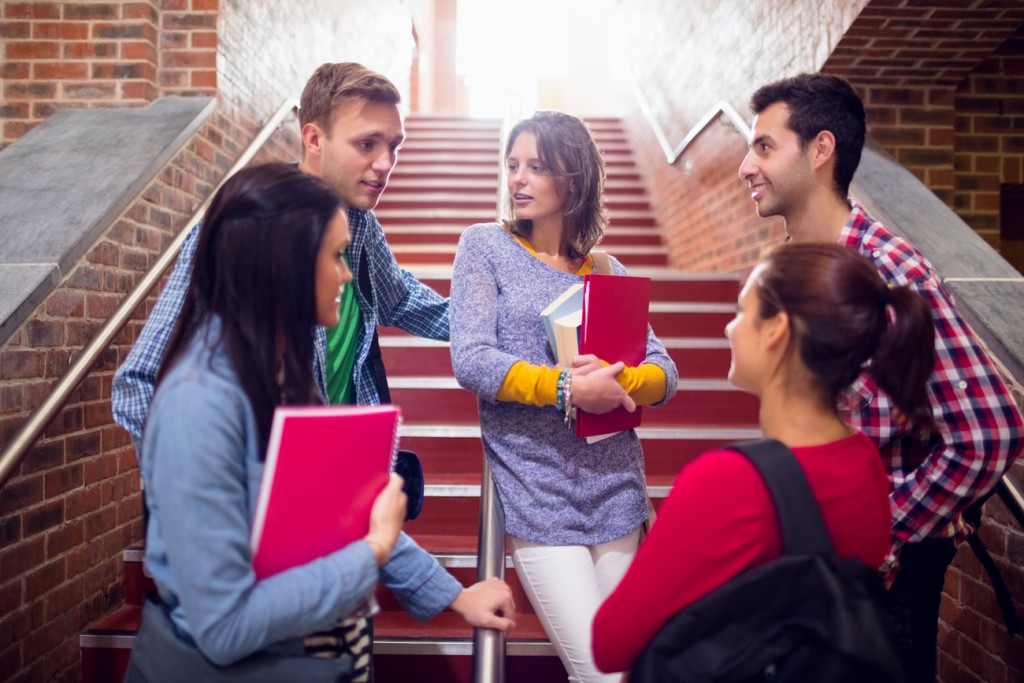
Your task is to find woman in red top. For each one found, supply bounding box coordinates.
[592,242,937,674]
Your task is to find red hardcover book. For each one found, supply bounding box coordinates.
[250,404,401,580]
[576,274,651,439]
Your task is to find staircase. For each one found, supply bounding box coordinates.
[78,115,760,682]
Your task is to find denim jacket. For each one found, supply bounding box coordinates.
[141,319,460,665]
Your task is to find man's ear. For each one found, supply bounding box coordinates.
[810,130,836,172]
[301,122,325,157]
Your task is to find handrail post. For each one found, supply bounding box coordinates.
[472,458,506,683]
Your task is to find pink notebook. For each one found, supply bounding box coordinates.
[250,405,401,580]
[576,274,651,439]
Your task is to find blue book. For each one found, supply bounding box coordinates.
[540,283,583,360]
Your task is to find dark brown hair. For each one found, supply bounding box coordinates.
[756,242,936,430]
[502,111,606,260]
[299,62,401,131]
[157,163,344,456]
[750,73,866,199]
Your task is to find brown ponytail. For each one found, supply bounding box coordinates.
[868,285,936,431]
[756,242,935,431]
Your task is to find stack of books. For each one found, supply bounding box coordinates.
[540,274,651,441]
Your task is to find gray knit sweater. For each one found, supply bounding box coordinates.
[450,223,679,545]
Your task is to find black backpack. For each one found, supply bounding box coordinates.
[629,439,907,683]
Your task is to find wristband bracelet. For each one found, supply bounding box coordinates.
[555,369,569,412]
[563,369,574,427]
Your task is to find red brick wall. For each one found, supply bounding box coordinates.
[940,489,1024,683]
[953,26,1024,250]
[0,0,215,149]
[0,2,414,680]
[823,5,1024,254]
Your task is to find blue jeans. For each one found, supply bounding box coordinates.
[882,538,957,683]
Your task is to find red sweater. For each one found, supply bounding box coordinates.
[591,432,891,673]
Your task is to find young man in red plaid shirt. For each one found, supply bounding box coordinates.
[738,72,1023,683]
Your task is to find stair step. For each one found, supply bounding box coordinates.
[376,195,499,211]
[122,545,153,606]
[374,197,664,215]
[379,337,731,380]
[374,650,567,683]
[381,228,664,247]
[373,612,566,683]
[398,150,501,164]
[383,301,734,339]
[401,140,501,152]
[389,244,669,267]
[399,131,503,143]
[376,191,497,204]
[387,163,499,178]
[387,376,757,427]
[376,206,656,222]
[400,266,740,302]
[392,154,500,167]
[388,164,641,181]
[376,562,538,616]
[401,424,760,484]
[77,601,564,683]
[404,116,502,128]
[383,177,647,194]
[403,470,721,541]
[375,611,551,650]
[385,178,502,193]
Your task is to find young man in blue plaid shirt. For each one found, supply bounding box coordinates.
[113,63,449,453]
[115,65,515,677]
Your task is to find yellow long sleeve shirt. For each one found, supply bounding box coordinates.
[495,234,668,407]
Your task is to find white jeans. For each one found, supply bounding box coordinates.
[509,529,641,683]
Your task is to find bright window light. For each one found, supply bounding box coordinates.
[456,0,573,118]
[456,0,570,79]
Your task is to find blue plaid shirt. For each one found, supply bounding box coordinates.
[111,207,449,454]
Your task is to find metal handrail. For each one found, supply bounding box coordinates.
[625,62,750,165]
[0,97,299,490]
[472,458,507,683]
[998,478,1024,529]
[472,117,514,683]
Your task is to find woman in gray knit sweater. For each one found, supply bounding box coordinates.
[450,111,679,682]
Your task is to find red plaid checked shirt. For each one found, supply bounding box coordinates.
[836,205,1024,576]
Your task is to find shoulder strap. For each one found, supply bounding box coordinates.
[725,439,836,557]
[591,250,613,275]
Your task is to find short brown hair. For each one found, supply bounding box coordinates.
[299,62,401,130]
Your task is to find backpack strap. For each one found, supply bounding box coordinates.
[725,439,836,557]
[591,250,613,275]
